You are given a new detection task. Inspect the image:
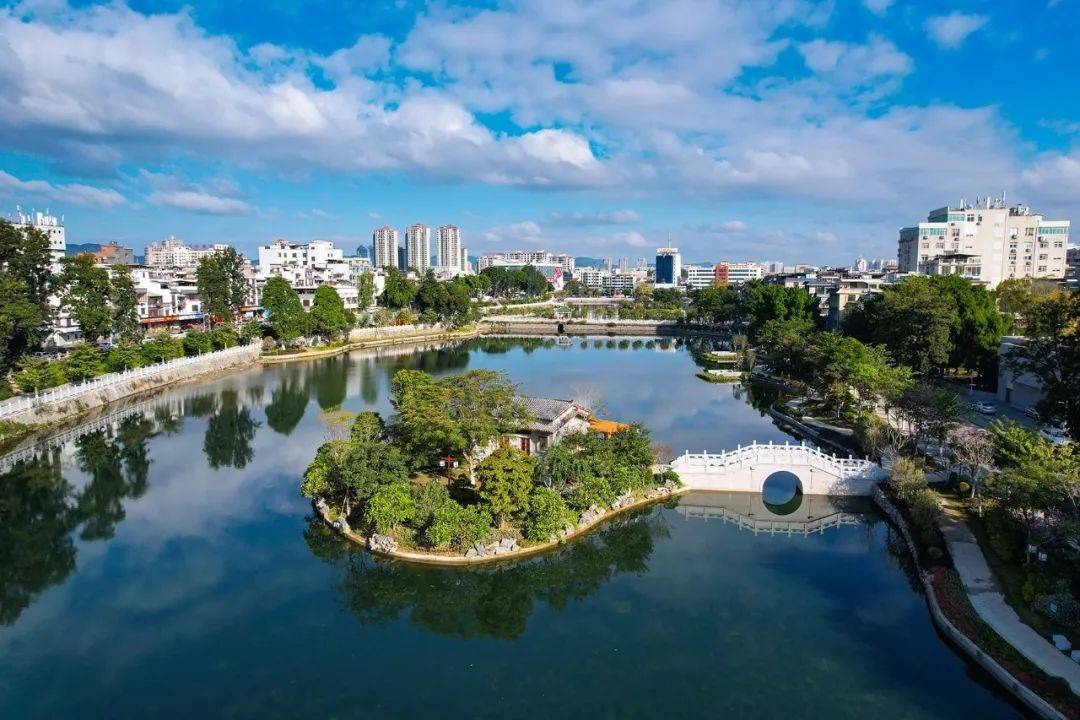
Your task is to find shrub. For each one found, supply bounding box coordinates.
[908,487,942,540]
[660,470,682,486]
[106,344,144,372]
[363,481,417,534]
[142,333,184,363]
[524,487,573,542]
[63,343,106,382]
[984,508,1024,563]
[183,330,214,356]
[425,503,494,549]
[211,326,239,349]
[13,358,66,392]
[569,473,615,512]
[410,480,451,529]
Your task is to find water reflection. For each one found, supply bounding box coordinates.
[676,491,872,536]
[203,391,260,470]
[265,370,309,436]
[303,507,672,640]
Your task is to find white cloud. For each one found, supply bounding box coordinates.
[482,220,544,244]
[0,169,125,207]
[798,36,912,85]
[862,0,894,15]
[548,209,640,225]
[148,190,254,215]
[1021,151,1080,202]
[925,12,988,50]
[720,220,747,231]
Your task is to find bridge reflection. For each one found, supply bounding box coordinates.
[675,490,868,536]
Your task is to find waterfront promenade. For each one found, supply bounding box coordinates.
[939,511,1080,695]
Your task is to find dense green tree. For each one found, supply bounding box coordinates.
[382,267,417,309]
[62,343,106,382]
[1007,291,1080,438]
[310,285,348,338]
[357,271,375,310]
[689,285,740,324]
[109,264,141,342]
[262,276,308,344]
[0,221,54,371]
[59,255,113,343]
[844,276,957,375]
[754,316,818,379]
[196,247,249,326]
[211,326,239,349]
[477,447,535,526]
[935,275,1011,381]
[106,343,145,372]
[738,282,820,340]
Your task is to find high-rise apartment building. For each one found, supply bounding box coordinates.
[438,225,462,270]
[655,247,681,286]
[406,224,431,272]
[373,226,399,269]
[898,197,1069,288]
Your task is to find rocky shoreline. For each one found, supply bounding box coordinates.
[314,481,686,566]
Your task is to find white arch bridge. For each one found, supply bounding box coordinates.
[668,441,888,496]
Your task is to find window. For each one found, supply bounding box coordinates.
[1025,227,1035,236]
[967,214,975,222]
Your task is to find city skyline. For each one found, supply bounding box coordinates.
[0,1,1077,265]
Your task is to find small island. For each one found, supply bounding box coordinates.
[301,368,681,562]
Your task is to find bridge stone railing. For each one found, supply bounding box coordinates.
[670,441,884,482]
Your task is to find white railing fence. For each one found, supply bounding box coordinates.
[671,441,880,480]
[0,343,257,420]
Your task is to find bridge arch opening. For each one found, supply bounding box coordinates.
[761,470,803,516]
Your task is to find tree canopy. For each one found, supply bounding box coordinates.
[262,276,308,343]
[196,247,249,326]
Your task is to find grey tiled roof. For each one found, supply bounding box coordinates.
[519,396,576,424]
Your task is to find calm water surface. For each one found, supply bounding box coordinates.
[0,337,1025,718]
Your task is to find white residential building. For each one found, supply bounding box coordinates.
[478,250,574,273]
[575,268,636,295]
[437,225,462,270]
[898,197,1069,288]
[714,261,764,285]
[405,224,431,272]
[372,226,399,269]
[146,235,231,269]
[484,256,564,290]
[7,209,66,263]
[684,265,716,289]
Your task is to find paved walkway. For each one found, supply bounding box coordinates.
[938,512,1080,695]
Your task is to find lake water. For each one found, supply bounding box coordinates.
[0,337,1026,718]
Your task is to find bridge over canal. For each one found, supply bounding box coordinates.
[669,441,888,496]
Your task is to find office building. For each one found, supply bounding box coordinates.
[655,247,681,286]
[713,261,763,285]
[898,197,1069,288]
[684,265,716,289]
[405,224,431,272]
[373,226,399,269]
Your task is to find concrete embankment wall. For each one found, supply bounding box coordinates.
[4,344,261,426]
[259,324,479,364]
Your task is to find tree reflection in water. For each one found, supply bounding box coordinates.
[1,415,157,624]
[304,506,672,639]
[265,369,309,436]
[203,390,260,469]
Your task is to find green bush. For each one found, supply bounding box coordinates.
[13,358,66,392]
[211,326,239,349]
[424,502,493,550]
[410,480,451,529]
[363,481,417,534]
[106,344,144,372]
[524,487,573,542]
[63,343,106,382]
[569,473,615,512]
[142,333,185,363]
[183,330,214,356]
[985,508,1024,564]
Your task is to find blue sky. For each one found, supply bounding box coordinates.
[0,0,1077,264]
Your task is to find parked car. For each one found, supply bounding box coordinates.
[1039,426,1071,445]
[973,401,997,415]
